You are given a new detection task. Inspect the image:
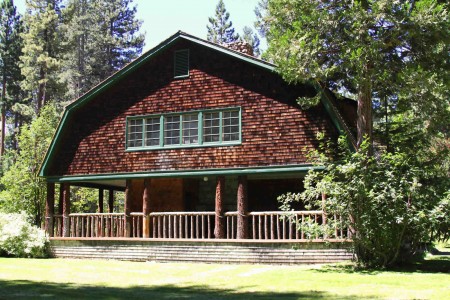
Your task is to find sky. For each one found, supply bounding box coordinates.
[13,0,266,52]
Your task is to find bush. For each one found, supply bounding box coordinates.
[279,137,450,268]
[0,213,49,258]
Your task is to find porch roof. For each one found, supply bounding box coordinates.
[46,164,324,189]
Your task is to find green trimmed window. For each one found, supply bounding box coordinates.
[126,108,241,150]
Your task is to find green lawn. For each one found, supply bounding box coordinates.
[0,249,449,299]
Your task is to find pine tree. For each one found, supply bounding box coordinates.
[207,0,239,44]
[241,26,260,57]
[61,0,144,100]
[20,0,64,114]
[0,0,23,156]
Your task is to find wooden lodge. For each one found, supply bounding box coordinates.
[40,32,356,263]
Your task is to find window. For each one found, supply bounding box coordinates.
[174,49,189,78]
[126,108,240,150]
[203,112,220,143]
[145,117,160,147]
[164,115,180,145]
[182,114,199,144]
[127,119,143,148]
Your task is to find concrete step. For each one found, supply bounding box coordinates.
[50,240,352,264]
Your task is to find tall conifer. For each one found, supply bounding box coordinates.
[61,0,144,100]
[207,0,239,44]
[20,0,64,114]
[0,0,23,155]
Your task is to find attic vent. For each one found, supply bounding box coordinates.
[174,49,189,78]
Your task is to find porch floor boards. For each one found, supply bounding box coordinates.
[50,239,353,264]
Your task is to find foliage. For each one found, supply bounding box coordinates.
[20,0,65,113]
[0,212,48,258]
[60,0,144,101]
[0,104,59,226]
[279,136,450,268]
[261,0,449,147]
[207,0,239,44]
[0,0,24,155]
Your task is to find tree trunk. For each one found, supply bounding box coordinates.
[1,75,6,156]
[356,77,373,152]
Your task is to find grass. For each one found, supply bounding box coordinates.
[0,246,448,299]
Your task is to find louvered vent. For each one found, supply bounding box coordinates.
[174,49,189,78]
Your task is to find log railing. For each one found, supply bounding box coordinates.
[51,210,349,240]
[149,212,215,239]
[52,213,125,238]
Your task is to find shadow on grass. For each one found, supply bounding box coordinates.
[0,279,369,300]
[315,255,450,275]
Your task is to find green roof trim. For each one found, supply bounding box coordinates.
[46,164,324,182]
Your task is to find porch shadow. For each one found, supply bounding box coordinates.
[0,279,370,300]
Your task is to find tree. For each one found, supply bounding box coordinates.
[266,0,450,267]
[0,104,59,226]
[20,0,65,114]
[60,0,144,100]
[207,0,239,44]
[0,0,23,156]
[262,0,449,150]
[241,26,260,57]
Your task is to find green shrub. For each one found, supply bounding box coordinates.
[0,213,49,258]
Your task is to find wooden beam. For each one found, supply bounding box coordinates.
[142,178,151,238]
[124,179,131,237]
[214,176,225,239]
[62,183,71,237]
[45,182,55,237]
[237,175,249,239]
[63,181,126,192]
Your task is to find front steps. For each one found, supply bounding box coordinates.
[50,239,353,264]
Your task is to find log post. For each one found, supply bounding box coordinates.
[142,178,151,238]
[45,182,55,237]
[98,188,104,213]
[237,175,249,239]
[62,183,71,237]
[108,189,114,213]
[214,176,225,239]
[58,184,64,236]
[124,179,131,237]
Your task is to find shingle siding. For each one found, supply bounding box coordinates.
[47,40,337,176]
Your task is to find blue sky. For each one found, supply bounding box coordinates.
[14,0,266,52]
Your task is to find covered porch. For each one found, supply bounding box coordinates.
[45,170,351,243]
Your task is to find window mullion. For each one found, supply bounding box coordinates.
[178,114,183,145]
[159,115,164,147]
[219,111,223,144]
[198,111,203,145]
